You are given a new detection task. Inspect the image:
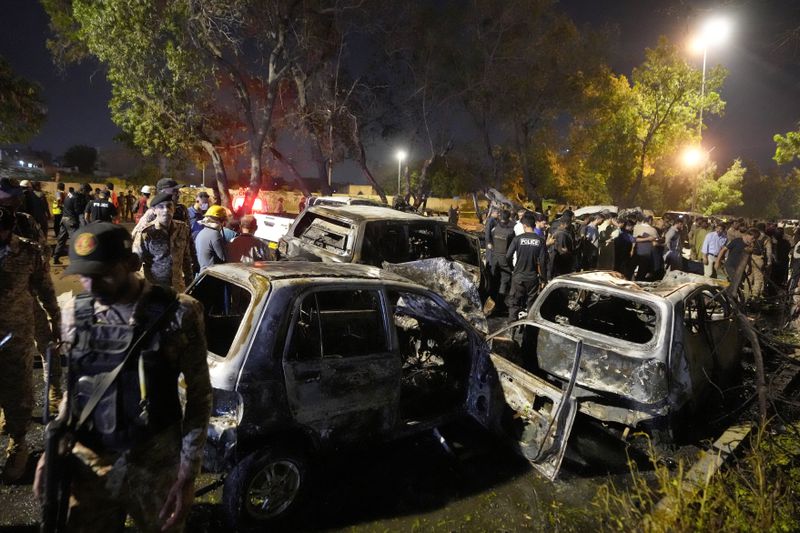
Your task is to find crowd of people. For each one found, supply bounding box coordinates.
[483,205,800,320]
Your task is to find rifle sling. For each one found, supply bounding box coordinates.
[75,298,180,431]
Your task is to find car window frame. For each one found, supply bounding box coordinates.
[283,284,391,362]
[532,282,664,351]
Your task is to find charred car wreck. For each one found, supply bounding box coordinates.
[494,271,743,435]
[187,263,742,529]
[188,262,582,528]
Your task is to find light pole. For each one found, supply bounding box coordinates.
[689,16,732,139]
[682,145,711,213]
[395,149,407,198]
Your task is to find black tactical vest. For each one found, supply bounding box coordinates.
[69,286,181,452]
[492,223,516,256]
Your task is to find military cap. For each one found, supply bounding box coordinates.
[149,191,173,207]
[65,223,135,276]
[156,178,179,192]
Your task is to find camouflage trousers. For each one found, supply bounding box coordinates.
[33,299,62,406]
[0,337,34,453]
[67,431,185,533]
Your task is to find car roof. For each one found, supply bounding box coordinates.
[549,271,725,300]
[202,261,413,285]
[308,204,432,223]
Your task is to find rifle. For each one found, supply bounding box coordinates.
[40,354,73,533]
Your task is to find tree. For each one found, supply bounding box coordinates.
[0,55,46,144]
[63,144,97,174]
[774,129,800,165]
[42,0,344,211]
[694,159,745,216]
[563,38,726,205]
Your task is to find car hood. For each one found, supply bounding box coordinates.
[383,257,488,333]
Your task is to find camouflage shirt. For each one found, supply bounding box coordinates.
[132,203,189,239]
[60,280,211,478]
[0,234,59,335]
[133,220,194,292]
[14,211,49,260]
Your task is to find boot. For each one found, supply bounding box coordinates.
[2,438,29,483]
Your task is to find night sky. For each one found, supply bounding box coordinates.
[2,0,800,175]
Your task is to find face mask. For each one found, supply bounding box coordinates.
[200,202,209,210]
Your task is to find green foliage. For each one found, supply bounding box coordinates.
[0,55,46,144]
[564,38,726,206]
[773,130,800,165]
[63,144,98,174]
[694,159,745,216]
[593,426,800,532]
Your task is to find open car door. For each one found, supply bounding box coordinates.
[470,320,583,480]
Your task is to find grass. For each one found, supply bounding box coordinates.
[590,425,800,533]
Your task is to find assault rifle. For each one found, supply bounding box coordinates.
[40,344,72,533]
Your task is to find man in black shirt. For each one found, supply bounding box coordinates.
[84,189,118,223]
[487,210,516,315]
[54,183,91,263]
[506,213,547,321]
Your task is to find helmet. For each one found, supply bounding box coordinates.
[140,185,152,194]
[205,205,228,219]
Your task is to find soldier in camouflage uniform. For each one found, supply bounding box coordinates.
[133,192,194,292]
[0,179,62,416]
[132,178,189,240]
[0,205,60,482]
[34,222,211,532]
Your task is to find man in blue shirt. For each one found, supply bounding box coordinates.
[702,222,728,278]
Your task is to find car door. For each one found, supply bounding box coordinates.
[698,288,741,383]
[469,320,584,480]
[282,286,401,442]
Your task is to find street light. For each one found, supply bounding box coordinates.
[681,145,710,212]
[395,149,407,197]
[689,16,732,138]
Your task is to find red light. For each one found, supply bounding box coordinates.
[232,195,265,213]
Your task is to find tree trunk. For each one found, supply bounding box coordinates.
[355,139,387,204]
[472,191,483,224]
[200,140,231,209]
[269,146,312,197]
[310,140,333,195]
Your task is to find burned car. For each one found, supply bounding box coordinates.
[492,271,743,437]
[276,205,483,283]
[188,262,584,528]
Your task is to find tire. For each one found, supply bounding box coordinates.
[222,445,309,531]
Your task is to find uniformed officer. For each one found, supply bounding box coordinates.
[506,213,547,321]
[133,192,194,292]
[34,222,211,532]
[0,205,60,482]
[132,179,189,240]
[54,183,91,263]
[0,179,62,416]
[84,189,118,223]
[487,210,515,316]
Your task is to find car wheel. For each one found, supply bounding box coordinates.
[222,445,309,530]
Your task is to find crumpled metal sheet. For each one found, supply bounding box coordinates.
[384,257,488,334]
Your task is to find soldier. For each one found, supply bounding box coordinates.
[132,178,189,239]
[34,222,211,532]
[133,192,194,292]
[0,205,60,482]
[0,179,62,415]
